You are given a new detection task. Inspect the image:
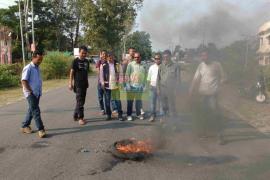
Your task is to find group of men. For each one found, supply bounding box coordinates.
[20,45,226,142]
[94,47,180,123]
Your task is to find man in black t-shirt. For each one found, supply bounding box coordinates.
[69,46,89,125]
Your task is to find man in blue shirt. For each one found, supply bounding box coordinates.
[21,50,46,138]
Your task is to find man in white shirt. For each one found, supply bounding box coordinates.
[100,52,123,121]
[189,49,226,145]
[147,53,162,122]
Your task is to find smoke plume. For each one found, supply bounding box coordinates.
[138,0,270,50]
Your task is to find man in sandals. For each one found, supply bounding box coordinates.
[69,46,90,125]
[21,50,46,138]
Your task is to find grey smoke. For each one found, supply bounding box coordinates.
[139,0,270,50]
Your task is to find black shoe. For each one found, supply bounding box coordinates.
[106,116,112,121]
[73,117,78,121]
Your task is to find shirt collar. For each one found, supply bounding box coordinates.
[30,62,38,68]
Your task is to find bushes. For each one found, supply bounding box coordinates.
[40,51,73,80]
[0,64,22,89]
[0,51,92,89]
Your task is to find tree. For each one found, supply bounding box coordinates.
[0,0,82,57]
[125,31,152,60]
[81,0,143,51]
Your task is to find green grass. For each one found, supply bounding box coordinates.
[0,79,68,107]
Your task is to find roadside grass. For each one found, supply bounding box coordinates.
[0,79,67,107]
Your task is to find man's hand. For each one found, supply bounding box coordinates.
[101,83,105,89]
[68,83,73,91]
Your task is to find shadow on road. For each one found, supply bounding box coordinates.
[153,152,238,165]
[46,121,153,137]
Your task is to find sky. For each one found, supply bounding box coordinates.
[1,0,270,50]
[137,0,270,50]
[0,0,15,9]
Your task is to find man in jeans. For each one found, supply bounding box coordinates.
[147,53,162,122]
[21,50,46,138]
[96,50,107,115]
[125,52,146,121]
[157,50,180,119]
[69,46,90,125]
[100,52,123,121]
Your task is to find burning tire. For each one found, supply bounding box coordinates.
[109,139,153,161]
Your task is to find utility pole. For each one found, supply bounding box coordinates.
[19,0,26,66]
[24,0,29,59]
[244,38,249,70]
[31,0,35,50]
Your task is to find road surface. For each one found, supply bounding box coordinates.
[1,77,270,180]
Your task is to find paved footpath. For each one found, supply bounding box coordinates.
[1,77,270,180]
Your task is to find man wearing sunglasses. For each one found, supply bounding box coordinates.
[125,52,146,121]
[147,53,163,122]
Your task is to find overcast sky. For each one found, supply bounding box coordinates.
[0,0,15,9]
[1,0,270,50]
[137,0,270,50]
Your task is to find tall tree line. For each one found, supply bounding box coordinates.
[0,0,143,60]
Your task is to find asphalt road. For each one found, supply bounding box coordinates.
[1,77,270,180]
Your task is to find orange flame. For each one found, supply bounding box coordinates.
[116,140,153,154]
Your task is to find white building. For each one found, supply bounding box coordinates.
[258,21,270,66]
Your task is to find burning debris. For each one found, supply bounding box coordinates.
[109,139,154,161]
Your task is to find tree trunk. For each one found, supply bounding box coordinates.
[74,10,80,47]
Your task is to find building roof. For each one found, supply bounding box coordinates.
[258,21,270,34]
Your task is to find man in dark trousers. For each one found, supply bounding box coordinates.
[21,50,46,138]
[69,46,90,125]
[100,52,123,121]
[157,50,180,120]
[96,50,107,115]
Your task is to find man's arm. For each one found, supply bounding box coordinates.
[100,64,105,88]
[125,63,132,90]
[157,67,161,94]
[146,66,152,88]
[21,66,32,94]
[188,65,201,97]
[21,80,32,94]
[68,69,74,91]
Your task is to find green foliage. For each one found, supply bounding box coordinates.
[0,64,22,89]
[220,40,258,85]
[40,51,73,80]
[0,0,81,60]
[125,31,152,60]
[81,0,143,51]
